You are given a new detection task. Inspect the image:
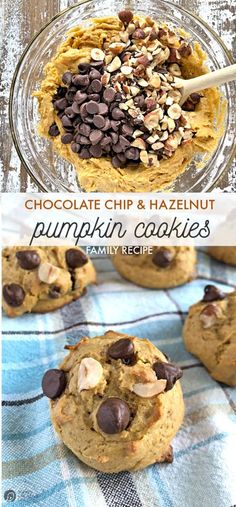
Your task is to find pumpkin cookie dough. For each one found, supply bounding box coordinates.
[2,246,96,317]
[208,247,236,266]
[42,330,184,473]
[112,246,197,288]
[35,10,223,192]
[183,285,236,386]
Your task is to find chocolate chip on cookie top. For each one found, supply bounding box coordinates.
[153,361,183,391]
[49,11,198,169]
[96,397,130,434]
[16,250,41,270]
[152,248,174,268]
[108,338,135,365]
[65,249,88,269]
[202,285,225,302]
[3,284,25,307]
[42,369,67,399]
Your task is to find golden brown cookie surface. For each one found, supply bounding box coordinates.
[208,247,236,266]
[112,246,196,288]
[43,331,184,473]
[183,286,236,386]
[2,246,96,317]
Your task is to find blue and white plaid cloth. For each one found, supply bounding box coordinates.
[2,250,236,507]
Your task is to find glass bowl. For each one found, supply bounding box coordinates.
[9,0,235,192]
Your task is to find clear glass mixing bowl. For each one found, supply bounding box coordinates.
[9,0,235,192]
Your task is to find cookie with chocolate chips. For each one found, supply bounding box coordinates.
[45,330,184,473]
[2,246,96,317]
[112,247,196,288]
[183,287,236,386]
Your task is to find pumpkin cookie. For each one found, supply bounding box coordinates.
[2,246,96,317]
[183,285,236,386]
[112,246,196,288]
[42,331,184,473]
[208,247,236,266]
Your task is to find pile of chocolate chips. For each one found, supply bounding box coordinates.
[50,62,140,168]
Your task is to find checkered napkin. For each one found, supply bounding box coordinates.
[2,250,236,507]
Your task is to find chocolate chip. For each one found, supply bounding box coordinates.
[98,103,109,115]
[86,101,99,115]
[49,285,61,298]
[111,132,119,144]
[90,60,104,70]
[108,338,134,360]
[61,115,73,128]
[48,123,60,136]
[62,72,72,85]
[119,135,130,149]
[89,69,101,80]
[132,29,145,40]
[71,142,80,153]
[103,87,116,103]
[79,148,90,159]
[53,86,67,99]
[71,102,81,114]
[112,156,121,168]
[118,10,133,25]
[91,79,102,93]
[121,124,133,136]
[202,285,225,302]
[65,106,76,119]
[110,120,120,131]
[72,74,90,88]
[153,361,183,392]
[89,130,104,145]
[42,369,66,399]
[66,248,88,268]
[78,62,91,74]
[134,95,145,109]
[54,98,68,111]
[74,91,88,104]
[80,135,90,145]
[112,142,123,154]
[61,133,74,144]
[65,88,76,103]
[182,99,195,111]
[96,398,130,434]
[125,147,140,161]
[79,123,91,137]
[152,249,173,268]
[88,93,100,102]
[101,118,111,131]
[3,284,25,307]
[16,250,41,270]
[189,93,201,104]
[93,115,106,129]
[90,144,102,158]
[101,136,112,148]
[117,153,127,164]
[111,107,125,120]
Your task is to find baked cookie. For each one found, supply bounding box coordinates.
[112,246,196,288]
[208,247,236,266]
[2,247,96,317]
[183,285,236,386]
[42,331,184,473]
